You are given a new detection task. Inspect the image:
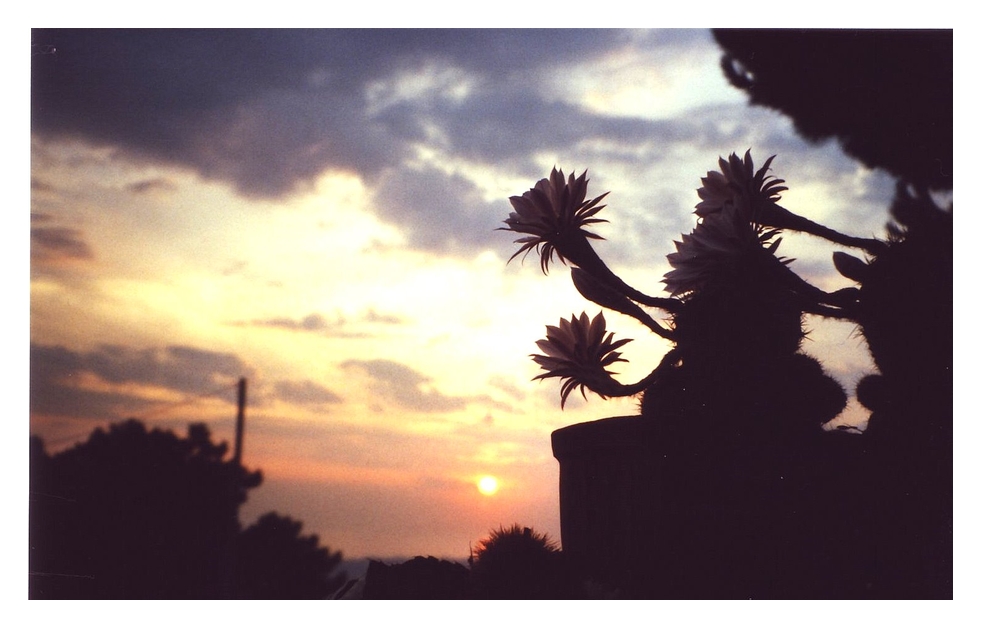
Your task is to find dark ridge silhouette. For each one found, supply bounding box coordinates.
[29,419,346,599]
[713,29,953,191]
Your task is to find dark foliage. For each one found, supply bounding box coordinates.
[633,233,853,598]
[29,419,345,599]
[469,524,577,599]
[845,186,953,598]
[236,512,347,599]
[713,29,952,191]
[345,526,577,600]
[361,556,469,600]
[709,29,952,598]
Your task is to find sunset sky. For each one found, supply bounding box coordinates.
[28,27,933,563]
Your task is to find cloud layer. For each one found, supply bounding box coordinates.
[31,29,636,197]
[32,28,896,271]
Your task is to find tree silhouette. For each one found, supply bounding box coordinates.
[713,29,952,191]
[235,512,346,599]
[29,419,346,599]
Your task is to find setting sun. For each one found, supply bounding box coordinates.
[477,475,499,496]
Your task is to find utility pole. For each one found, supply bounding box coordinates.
[224,376,247,599]
[233,377,246,466]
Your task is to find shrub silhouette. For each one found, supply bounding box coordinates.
[469,524,575,599]
[235,512,347,599]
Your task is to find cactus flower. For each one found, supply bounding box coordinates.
[531,312,632,408]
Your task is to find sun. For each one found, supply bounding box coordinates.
[477,475,499,496]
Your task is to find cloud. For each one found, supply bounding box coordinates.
[367,107,721,258]
[243,309,405,338]
[30,213,93,263]
[126,177,177,195]
[30,344,132,422]
[273,379,344,407]
[362,308,404,325]
[370,164,509,255]
[31,29,893,266]
[30,342,249,423]
[29,29,699,200]
[367,91,889,260]
[86,344,247,391]
[428,92,686,167]
[251,313,344,333]
[31,176,54,192]
[487,375,527,402]
[340,359,471,413]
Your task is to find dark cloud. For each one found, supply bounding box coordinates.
[273,379,343,407]
[30,342,249,423]
[30,29,636,199]
[340,359,471,413]
[371,164,510,254]
[30,213,93,262]
[86,344,246,391]
[34,28,891,265]
[31,176,54,192]
[432,93,686,167]
[30,344,97,420]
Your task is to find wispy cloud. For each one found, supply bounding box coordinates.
[340,359,473,413]
[126,177,177,196]
[487,375,527,402]
[273,379,344,407]
[30,342,248,423]
[30,213,93,263]
[241,309,405,338]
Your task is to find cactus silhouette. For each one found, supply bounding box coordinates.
[833,184,953,597]
[469,524,574,599]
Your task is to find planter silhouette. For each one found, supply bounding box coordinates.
[551,415,889,599]
[551,416,661,595]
